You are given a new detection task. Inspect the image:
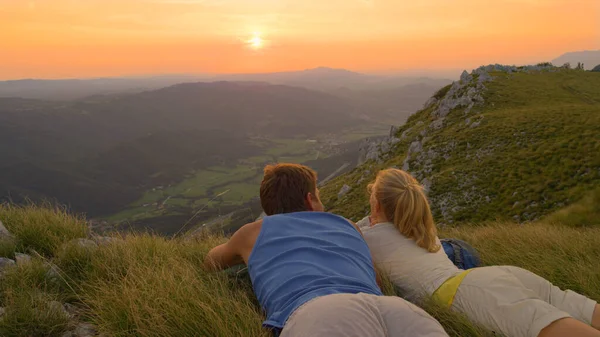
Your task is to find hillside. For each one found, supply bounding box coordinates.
[321,65,600,225]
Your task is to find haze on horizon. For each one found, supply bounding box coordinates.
[1,0,598,80]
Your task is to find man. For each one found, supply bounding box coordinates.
[204,163,447,337]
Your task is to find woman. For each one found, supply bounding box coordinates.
[360,168,600,337]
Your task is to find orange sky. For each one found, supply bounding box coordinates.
[0,0,598,79]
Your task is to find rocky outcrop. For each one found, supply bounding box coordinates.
[0,220,13,240]
[358,126,401,165]
[396,66,498,224]
[338,185,352,198]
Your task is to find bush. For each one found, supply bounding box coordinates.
[592,64,600,72]
[0,204,88,257]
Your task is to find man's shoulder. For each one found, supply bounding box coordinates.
[236,219,262,237]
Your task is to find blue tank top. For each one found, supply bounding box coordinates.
[247,212,382,329]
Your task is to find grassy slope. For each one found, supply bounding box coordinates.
[1,201,599,337]
[321,69,600,224]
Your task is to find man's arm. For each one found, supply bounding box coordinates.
[203,221,257,272]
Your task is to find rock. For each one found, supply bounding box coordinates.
[423,97,438,109]
[337,185,352,198]
[45,262,62,283]
[422,178,432,193]
[0,220,13,239]
[430,118,445,130]
[465,117,472,125]
[15,253,32,265]
[63,303,79,317]
[470,120,482,128]
[71,239,98,250]
[460,70,471,83]
[389,125,399,138]
[402,157,410,171]
[73,322,97,337]
[0,257,16,272]
[408,141,423,154]
[0,306,5,317]
[48,300,70,318]
[92,236,121,246]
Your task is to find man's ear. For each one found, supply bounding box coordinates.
[305,192,316,211]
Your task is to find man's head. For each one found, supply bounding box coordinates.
[260,163,324,216]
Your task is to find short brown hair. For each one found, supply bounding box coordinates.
[260,163,318,215]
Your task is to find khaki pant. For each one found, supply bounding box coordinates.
[452,266,597,337]
[281,293,448,337]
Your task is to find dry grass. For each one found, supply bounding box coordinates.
[0,204,88,257]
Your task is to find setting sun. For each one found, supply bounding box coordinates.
[248,33,265,50]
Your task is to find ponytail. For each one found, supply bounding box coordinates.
[373,169,440,253]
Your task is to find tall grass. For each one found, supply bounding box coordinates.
[0,204,88,257]
[441,222,600,300]
[54,234,267,337]
[545,187,600,227]
[0,259,71,337]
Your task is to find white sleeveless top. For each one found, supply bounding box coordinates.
[360,218,462,302]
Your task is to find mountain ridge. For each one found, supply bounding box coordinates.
[321,64,600,225]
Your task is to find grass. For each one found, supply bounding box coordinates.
[0,204,88,257]
[2,204,600,337]
[321,69,600,224]
[545,187,600,227]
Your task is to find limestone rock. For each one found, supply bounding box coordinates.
[0,257,16,272]
[48,300,70,318]
[73,322,97,337]
[408,141,423,154]
[422,178,432,193]
[63,303,79,317]
[460,70,471,83]
[338,185,352,198]
[0,220,13,239]
[45,262,62,283]
[92,236,122,246]
[71,239,98,250]
[15,253,32,265]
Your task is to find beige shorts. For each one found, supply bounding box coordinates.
[452,266,597,337]
[280,293,448,337]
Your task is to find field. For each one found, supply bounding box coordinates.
[104,122,390,231]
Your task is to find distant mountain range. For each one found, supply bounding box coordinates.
[552,50,600,70]
[0,67,450,103]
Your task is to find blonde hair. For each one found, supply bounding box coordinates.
[369,169,440,253]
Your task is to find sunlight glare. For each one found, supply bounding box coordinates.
[248,33,264,50]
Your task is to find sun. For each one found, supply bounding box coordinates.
[248,33,264,50]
